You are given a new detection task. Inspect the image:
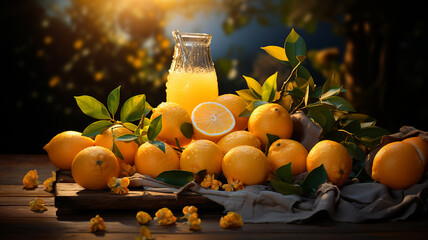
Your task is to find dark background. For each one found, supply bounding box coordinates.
[1,0,427,154]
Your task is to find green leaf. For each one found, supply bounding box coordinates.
[322,74,333,95]
[301,164,327,196]
[175,137,184,152]
[354,126,391,148]
[107,86,121,117]
[111,141,124,160]
[74,95,111,120]
[149,140,165,153]
[270,179,303,196]
[284,28,307,67]
[304,84,310,107]
[242,75,262,99]
[116,134,138,143]
[265,133,280,155]
[260,46,288,62]
[196,169,207,181]
[156,170,195,188]
[323,96,356,112]
[342,119,361,133]
[297,66,315,90]
[120,94,147,122]
[275,163,292,184]
[122,122,138,132]
[82,120,114,137]
[308,106,335,132]
[239,100,268,117]
[320,85,344,100]
[339,113,376,128]
[147,115,162,141]
[236,89,257,102]
[261,72,278,102]
[342,141,366,162]
[180,122,193,139]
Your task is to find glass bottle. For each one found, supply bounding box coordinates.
[166,30,219,115]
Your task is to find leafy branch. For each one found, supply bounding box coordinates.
[237,28,391,188]
[74,86,166,155]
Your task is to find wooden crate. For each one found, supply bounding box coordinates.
[54,171,222,211]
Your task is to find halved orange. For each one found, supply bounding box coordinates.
[191,102,235,142]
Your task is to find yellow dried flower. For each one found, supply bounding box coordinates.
[182,205,198,216]
[154,207,176,225]
[29,198,47,212]
[220,212,243,229]
[134,225,153,240]
[43,171,56,192]
[186,212,201,231]
[23,169,38,189]
[222,183,233,192]
[90,214,106,232]
[201,174,222,190]
[107,177,130,195]
[119,162,137,177]
[181,205,201,231]
[222,177,245,192]
[136,211,152,225]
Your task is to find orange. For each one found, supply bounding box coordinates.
[180,140,223,175]
[151,102,192,148]
[267,139,308,175]
[43,131,95,170]
[134,141,180,178]
[222,145,271,185]
[71,146,120,190]
[94,125,138,165]
[217,130,261,155]
[214,94,249,131]
[402,136,428,170]
[372,141,424,189]
[306,140,352,186]
[191,102,235,142]
[247,103,293,148]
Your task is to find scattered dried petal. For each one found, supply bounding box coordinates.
[43,171,56,192]
[136,211,152,225]
[211,179,222,190]
[182,205,198,216]
[220,212,243,229]
[29,198,47,212]
[108,177,130,195]
[154,208,176,225]
[23,169,38,189]
[120,162,137,177]
[200,174,213,188]
[90,214,106,232]
[186,213,201,231]
[201,174,222,190]
[134,225,154,240]
[222,177,245,192]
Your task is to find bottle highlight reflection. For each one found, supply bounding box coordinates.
[166,30,219,115]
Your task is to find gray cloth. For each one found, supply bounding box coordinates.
[129,173,428,223]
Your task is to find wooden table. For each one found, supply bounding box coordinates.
[1,154,428,239]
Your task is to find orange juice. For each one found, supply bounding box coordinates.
[166,70,218,115]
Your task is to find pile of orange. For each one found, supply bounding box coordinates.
[43,92,428,191]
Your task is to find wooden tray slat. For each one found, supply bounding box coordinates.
[54,171,222,211]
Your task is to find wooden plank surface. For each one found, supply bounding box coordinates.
[1,154,428,240]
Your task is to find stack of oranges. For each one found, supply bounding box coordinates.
[43,93,428,191]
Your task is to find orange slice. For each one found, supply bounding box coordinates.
[191,102,236,142]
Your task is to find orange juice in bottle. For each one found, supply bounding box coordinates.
[166,31,218,115]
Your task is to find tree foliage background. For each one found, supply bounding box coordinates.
[1,0,427,153]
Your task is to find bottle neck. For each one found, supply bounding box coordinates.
[170,32,215,73]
